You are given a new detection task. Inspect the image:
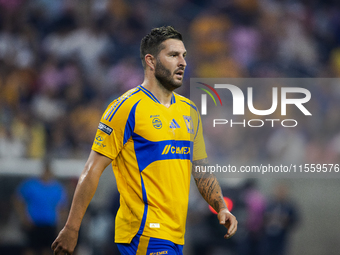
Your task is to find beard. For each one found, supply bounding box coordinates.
[154,58,183,92]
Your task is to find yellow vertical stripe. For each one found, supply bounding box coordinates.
[136,235,150,255]
[165,145,171,154]
[161,145,169,155]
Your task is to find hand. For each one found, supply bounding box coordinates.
[51,225,79,255]
[217,208,238,239]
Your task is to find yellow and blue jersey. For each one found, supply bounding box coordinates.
[92,85,207,245]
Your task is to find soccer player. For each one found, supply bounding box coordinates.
[51,26,237,255]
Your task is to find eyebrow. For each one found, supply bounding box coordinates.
[168,50,187,56]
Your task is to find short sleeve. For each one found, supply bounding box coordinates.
[192,105,207,161]
[92,102,129,160]
[92,92,140,159]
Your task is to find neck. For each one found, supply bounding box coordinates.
[141,75,173,107]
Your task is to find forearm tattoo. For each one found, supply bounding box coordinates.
[192,158,227,213]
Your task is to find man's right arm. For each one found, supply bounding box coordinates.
[51,150,112,255]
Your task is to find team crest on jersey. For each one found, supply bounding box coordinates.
[152,118,162,129]
[183,115,194,134]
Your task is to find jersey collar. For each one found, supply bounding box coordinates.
[138,85,176,105]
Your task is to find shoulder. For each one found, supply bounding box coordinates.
[18,178,38,194]
[174,92,199,112]
[23,178,39,187]
[108,87,144,109]
[102,87,145,122]
[50,180,65,190]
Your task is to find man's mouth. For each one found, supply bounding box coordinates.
[174,70,184,79]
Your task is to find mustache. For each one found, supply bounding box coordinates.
[174,67,185,74]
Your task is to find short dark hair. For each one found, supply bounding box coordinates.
[140,26,182,69]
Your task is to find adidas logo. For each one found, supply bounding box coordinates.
[169,119,180,129]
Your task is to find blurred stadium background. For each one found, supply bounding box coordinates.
[1,0,340,254]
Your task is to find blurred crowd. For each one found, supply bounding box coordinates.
[186,180,299,255]
[1,0,340,160]
[1,1,340,255]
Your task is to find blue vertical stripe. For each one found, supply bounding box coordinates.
[171,93,176,104]
[194,116,200,140]
[123,100,140,145]
[137,174,148,235]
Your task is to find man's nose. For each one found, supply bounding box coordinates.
[178,55,186,68]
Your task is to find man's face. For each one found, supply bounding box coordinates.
[154,39,187,91]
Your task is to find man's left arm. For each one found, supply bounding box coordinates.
[192,158,238,239]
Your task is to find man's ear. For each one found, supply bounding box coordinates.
[145,54,155,70]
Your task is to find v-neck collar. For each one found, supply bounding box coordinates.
[138,85,176,105]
